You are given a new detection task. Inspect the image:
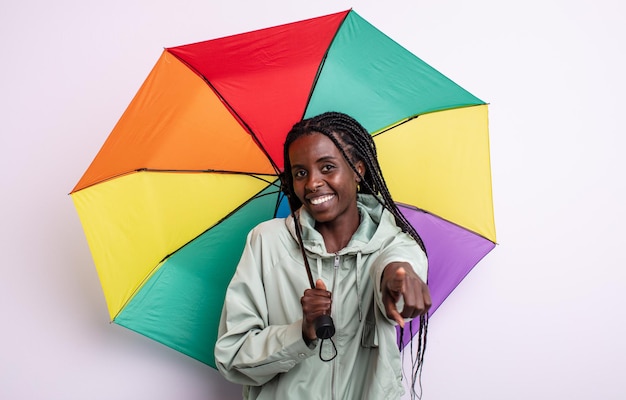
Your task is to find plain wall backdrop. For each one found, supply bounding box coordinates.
[1,0,624,399]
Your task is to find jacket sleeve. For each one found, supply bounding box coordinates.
[214,228,318,386]
[370,230,428,323]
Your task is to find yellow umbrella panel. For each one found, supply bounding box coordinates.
[375,104,495,243]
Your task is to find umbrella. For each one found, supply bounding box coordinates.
[70,9,496,368]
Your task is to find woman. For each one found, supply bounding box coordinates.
[215,112,431,399]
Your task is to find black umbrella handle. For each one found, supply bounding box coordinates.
[314,314,335,339]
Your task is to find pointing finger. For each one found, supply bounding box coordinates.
[390,308,405,328]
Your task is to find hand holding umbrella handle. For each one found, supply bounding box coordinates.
[293,211,336,339]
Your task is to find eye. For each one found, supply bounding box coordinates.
[321,164,335,173]
[292,169,307,179]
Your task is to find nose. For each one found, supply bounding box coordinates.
[305,172,322,193]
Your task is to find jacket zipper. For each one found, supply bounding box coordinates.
[331,253,340,400]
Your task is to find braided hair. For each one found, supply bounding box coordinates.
[282,111,428,398]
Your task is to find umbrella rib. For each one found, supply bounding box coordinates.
[72,169,280,193]
[300,11,352,120]
[396,202,497,244]
[112,181,285,320]
[158,184,282,264]
[166,49,282,174]
[371,104,489,137]
[137,168,279,181]
[371,115,419,137]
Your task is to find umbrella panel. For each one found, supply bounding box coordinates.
[305,11,484,134]
[375,104,495,243]
[397,205,496,347]
[73,52,274,193]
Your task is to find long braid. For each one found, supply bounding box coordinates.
[282,111,428,397]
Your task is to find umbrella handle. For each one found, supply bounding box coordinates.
[293,212,335,340]
[293,212,316,289]
[314,314,335,339]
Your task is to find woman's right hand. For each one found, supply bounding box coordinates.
[301,279,332,341]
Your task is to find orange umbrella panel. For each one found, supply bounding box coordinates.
[72,51,275,193]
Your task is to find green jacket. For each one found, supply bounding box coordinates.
[215,195,428,399]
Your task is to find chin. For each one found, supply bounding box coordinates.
[303,205,325,218]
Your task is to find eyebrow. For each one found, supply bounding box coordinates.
[291,155,338,171]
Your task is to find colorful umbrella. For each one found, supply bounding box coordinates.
[71,9,496,368]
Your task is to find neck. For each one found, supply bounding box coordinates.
[315,210,361,253]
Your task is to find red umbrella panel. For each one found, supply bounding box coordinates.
[71,9,496,367]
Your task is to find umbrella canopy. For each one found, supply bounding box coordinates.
[71,9,496,368]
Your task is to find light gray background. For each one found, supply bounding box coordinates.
[2,0,624,399]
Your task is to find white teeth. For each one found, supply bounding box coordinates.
[310,195,334,205]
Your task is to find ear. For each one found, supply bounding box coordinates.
[355,160,366,182]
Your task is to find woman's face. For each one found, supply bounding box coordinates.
[288,132,363,226]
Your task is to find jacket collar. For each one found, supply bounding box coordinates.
[286,194,399,257]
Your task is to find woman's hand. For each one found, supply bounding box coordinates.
[301,279,332,341]
[382,262,431,327]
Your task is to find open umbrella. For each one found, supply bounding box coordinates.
[71,9,496,368]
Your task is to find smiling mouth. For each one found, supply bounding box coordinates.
[309,194,335,205]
